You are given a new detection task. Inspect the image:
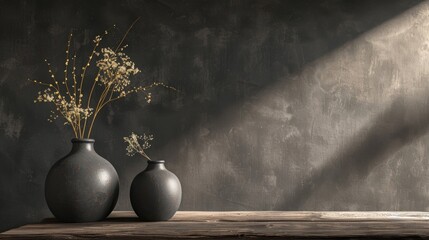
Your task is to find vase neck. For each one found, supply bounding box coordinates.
[71,138,95,152]
[146,160,166,170]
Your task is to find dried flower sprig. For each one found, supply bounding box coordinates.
[31,18,176,138]
[123,132,153,160]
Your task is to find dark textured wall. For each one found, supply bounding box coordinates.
[0,0,426,232]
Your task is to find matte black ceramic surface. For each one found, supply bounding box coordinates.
[130,160,182,221]
[45,139,119,222]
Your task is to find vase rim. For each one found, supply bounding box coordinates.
[71,138,95,143]
[148,160,165,164]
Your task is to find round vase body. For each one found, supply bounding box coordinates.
[130,160,182,221]
[45,139,119,222]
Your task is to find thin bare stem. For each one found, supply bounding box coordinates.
[86,84,111,138]
[97,83,157,110]
[82,69,101,135]
[45,60,61,91]
[132,144,151,160]
[78,42,99,106]
[30,79,57,90]
[139,152,151,160]
[63,33,73,101]
[115,17,141,52]
[77,114,82,138]
[51,101,78,138]
[108,85,115,100]
[72,53,78,101]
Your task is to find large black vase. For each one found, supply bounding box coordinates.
[45,138,119,222]
[130,160,182,221]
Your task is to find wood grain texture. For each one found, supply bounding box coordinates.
[2,211,429,239]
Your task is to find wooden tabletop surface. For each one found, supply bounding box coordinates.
[2,211,429,239]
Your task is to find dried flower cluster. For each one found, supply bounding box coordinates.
[123,132,153,160]
[31,21,175,138]
[96,46,140,93]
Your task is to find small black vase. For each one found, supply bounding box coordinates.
[130,160,182,221]
[45,138,119,222]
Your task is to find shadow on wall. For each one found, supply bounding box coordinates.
[278,95,429,210]
[129,0,426,155]
[111,0,424,211]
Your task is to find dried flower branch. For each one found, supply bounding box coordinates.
[31,19,176,138]
[123,132,153,160]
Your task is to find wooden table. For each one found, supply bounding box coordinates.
[2,211,429,239]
